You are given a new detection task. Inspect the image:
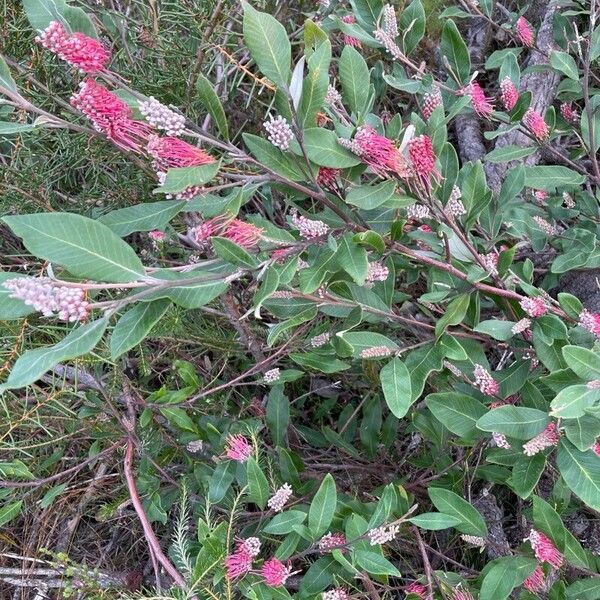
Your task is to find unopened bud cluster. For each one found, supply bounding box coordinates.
[445,185,466,217]
[367,524,399,545]
[263,368,281,383]
[138,97,185,136]
[407,203,431,221]
[310,332,331,348]
[291,212,329,239]
[4,277,89,322]
[264,115,294,150]
[360,346,394,359]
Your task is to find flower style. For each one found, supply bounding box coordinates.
[451,586,475,600]
[465,81,494,118]
[525,529,563,568]
[36,21,110,73]
[473,364,499,396]
[224,545,253,578]
[516,16,535,47]
[222,219,264,249]
[147,134,214,169]
[523,108,549,140]
[560,102,577,123]
[408,134,438,187]
[316,167,341,188]
[70,79,152,151]
[523,564,546,593]
[522,423,559,456]
[405,582,427,598]
[268,483,293,512]
[500,77,519,111]
[224,434,253,462]
[260,558,293,587]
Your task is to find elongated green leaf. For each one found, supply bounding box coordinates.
[3,213,144,283]
[155,163,220,195]
[159,406,196,432]
[564,416,600,452]
[22,0,97,37]
[246,457,269,509]
[380,357,412,418]
[441,20,470,83]
[428,487,488,536]
[339,45,369,114]
[208,461,235,503]
[427,392,486,437]
[263,510,306,534]
[355,550,401,576]
[266,386,289,446]
[299,40,331,128]
[473,320,515,341]
[308,473,337,538]
[196,74,229,139]
[409,512,462,530]
[566,578,600,600]
[557,440,600,511]
[484,145,537,163]
[301,128,362,168]
[350,0,383,29]
[524,166,585,191]
[242,1,291,89]
[511,454,545,499]
[334,235,368,284]
[480,557,537,600]
[1,318,108,390]
[550,50,579,80]
[346,180,396,210]
[476,406,548,439]
[435,294,470,339]
[0,122,38,134]
[550,385,600,419]
[211,236,258,268]
[562,345,600,380]
[243,133,307,181]
[0,501,23,527]
[399,0,425,54]
[110,299,170,359]
[0,54,17,93]
[99,201,185,237]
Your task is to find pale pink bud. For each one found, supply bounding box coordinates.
[520,296,548,318]
[451,587,475,600]
[268,483,293,512]
[382,5,399,37]
[500,77,519,111]
[522,423,559,457]
[405,582,427,598]
[360,346,394,359]
[366,262,389,284]
[580,309,600,338]
[291,212,329,239]
[264,115,294,150]
[460,534,486,547]
[322,590,349,600]
[318,532,347,553]
[473,364,499,396]
[523,108,549,140]
[533,215,559,235]
[138,97,185,136]
[422,88,442,120]
[492,431,511,449]
[263,368,280,383]
[511,318,531,335]
[367,524,399,545]
[560,102,577,123]
[445,185,466,217]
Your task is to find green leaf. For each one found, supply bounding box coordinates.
[426,392,486,438]
[40,483,67,509]
[346,180,396,210]
[473,320,515,341]
[301,128,362,168]
[0,318,108,391]
[399,0,425,55]
[99,200,185,237]
[243,133,306,181]
[557,440,600,511]
[299,40,331,128]
[409,512,462,530]
[211,236,258,268]
[406,343,445,401]
[266,386,289,446]
[159,406,196,432]
[550,385,600,419]
[480,557,537,600]
[550,50,579,80]
[110,299,170,359]
[435,294,470,340]
[562,345,600,380]
[0,122,38,134]
[428,487,488,536]
[353,230,385,253]
[143,270,228,309]
[564,416,600,452]
[246,457,269,509]
[268,307,318,346]
[0,54,18,93]
[511,454,545,499]
[155,163,220,195]
[354,550,402,576]
[566,578,600,600]
[3,213,145,283]
[339,45,369,115]
[196,74,229,139]
[524,166,585,191]
[242,1,291,89]
[558,293,583,319]
[208,461,235,503]
[334,235,368,284]
[0,501,23,527]
[484,145,537,163]
[308,473,337,538]
[0,272,35,319]
[441,20,470,83]
[476,406,549,439]
[380,358,412,419]
[350,0,383,29]
[22,0,97,37]
[263,510,307,534]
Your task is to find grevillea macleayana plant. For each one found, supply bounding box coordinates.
[1,0,600,598]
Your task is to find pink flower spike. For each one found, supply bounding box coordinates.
[516,16,535,47]
[224,547,253,578]
[268,483,293,512]
[579,309,600,338]
[408,134,438,187]
[260,558,293,587]
[465,81,494,118]
[70,79,151,151]
[526,529,563,569]
[560,102,577,123]
[222,219,264,249]
[351,125,407,177]
[316,167,341,188]
[523,564,546,593]
[224,434,253,462]
[422,88,442,120]
[473,364,499,397]
[36,21,110,74]
[500,77,519,111]
[523,108,549,140]
[341,15,362,48]
[522,423,559,457]
[147,134,214,169]
[405,581,427,598]
[519,296,548,318]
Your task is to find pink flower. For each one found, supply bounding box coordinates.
[408,134,438,187]
[341,15,361,48]
[405,581,427,598]
[516,16,535,47]
[422,88,442,120]
[473,364,499,396]
[316,167,340,188]
[526,529,563,569]
[36,21,110,73]
[522,423,559,457]
[147,134,214,169]
[224,547,253,578]
[534,190,548,203]
[593,441,600,456]
[519,296,548,318]
[148,230,166,241]
[70,79,151,151]
[224,434,253,462]
[352,126,406,176]
[560,102,577,123]
[523,564,546,593]
[318,532,347,553]
[500,77,519,111]
[260,558,293,587]
[523,108,549,140]
[221,219,264,249]
[192,213,232,243]
[579,309,600,338]
[238,537,261,557]
[465,81,494,118]
[268,483,293,512]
